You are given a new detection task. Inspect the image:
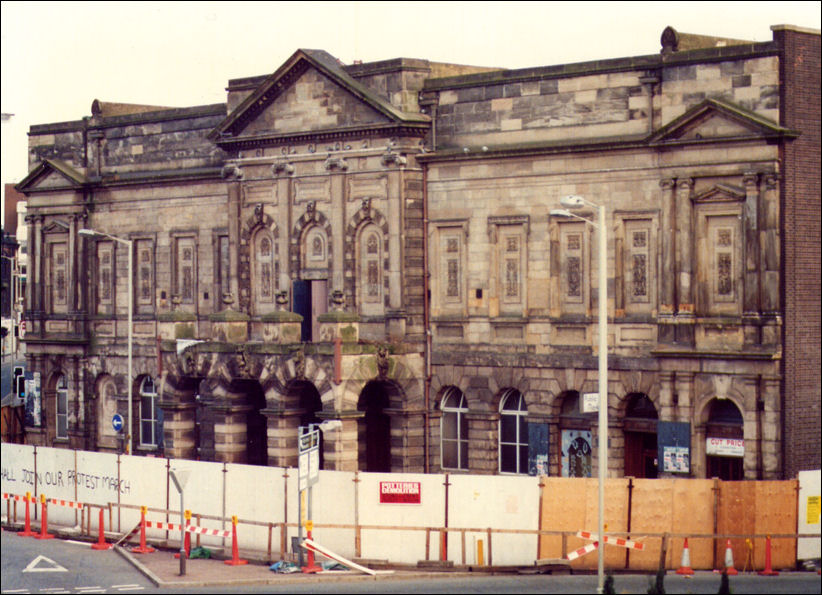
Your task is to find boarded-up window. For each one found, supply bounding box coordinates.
[175,237,196,304]
[50,242,68,313]
[136,239,153,308]
[97,241,113,314]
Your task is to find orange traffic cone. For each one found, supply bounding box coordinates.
[91,508,112,550]
[676,537,694,575]
[35,495,54,540]
[224,515,248,566]
[758,535,779,576]
[722,539,738,575]
[131,506,155,554]
[17,492,36,537]
[301,523,322,574]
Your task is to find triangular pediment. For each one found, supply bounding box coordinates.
[649,98,798,145]
[16,159,88,193]
[209,49,428,146]
[41,220,71,234]
[692,184,746,204]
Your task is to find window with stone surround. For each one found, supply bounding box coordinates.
[216,234,230,302]
[358,223,384,315]
[498,389,528,474]
[304,226,328,270]
[96,241,114,315]
[433,222,467,315]
[622,218,656,314]
[56,374,68,440]
[713,225,735,302]
[48,241,68,314]
[139,376,161,448]
[173,236,197,306]
[700,211,742,315]
[253,229,277,308]
[135,239,154,311]
[559,222,587,314]
[440,387,468,470]
[489,216,528,316]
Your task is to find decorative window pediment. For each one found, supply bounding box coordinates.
[692,184,746,205]
[648,98,798,146]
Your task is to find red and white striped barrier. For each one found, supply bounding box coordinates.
[185,525,231,538]
[576,531,645,551]
[47,498,84,510]
[567,541,598,561]
[3,492,28,502]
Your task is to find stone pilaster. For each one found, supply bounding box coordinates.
[676,178,694,314]
[158,380,198,460]
[761,174,780,314]
[465,411,499,474]
[213,403,253,463]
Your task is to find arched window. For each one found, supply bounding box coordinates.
[139,376,161,448]
[440,387,468,470]
[56,374,68,439]
[499,389,528,474]
[253,229,276,309]
[304,227,328,269]
[359,224,384,314]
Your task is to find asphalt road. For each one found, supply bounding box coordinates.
[0,528,154,594]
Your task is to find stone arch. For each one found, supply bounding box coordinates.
[290,208,333,281]
[343,204,390,311]
[241,209,280,314]
[340,352,418,412]
[613,371,660,416]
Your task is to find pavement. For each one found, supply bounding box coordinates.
[2,517,479,588]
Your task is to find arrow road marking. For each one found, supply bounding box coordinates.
[22,556,67,573]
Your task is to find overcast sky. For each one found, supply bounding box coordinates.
[2,1,820,214]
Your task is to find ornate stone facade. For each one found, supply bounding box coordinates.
[16,27,820,479]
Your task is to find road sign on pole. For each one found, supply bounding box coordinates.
[112,414,124,433]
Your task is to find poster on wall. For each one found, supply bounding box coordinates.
[561,429,592,478]
[24,372,41,427]
[657,421,690,474]
[527,423,549,476]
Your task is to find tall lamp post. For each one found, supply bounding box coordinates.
[551,195,608,593]
[78,228,133,455]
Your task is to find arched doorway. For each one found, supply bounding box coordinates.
[559,391,593,478]
[623,393,658,478]
[358,381,391,472]
[705,398,744,481]
[231,379,268,466]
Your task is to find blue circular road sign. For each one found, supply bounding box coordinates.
[112,414,124,432]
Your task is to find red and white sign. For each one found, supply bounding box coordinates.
[706,437,744,457]
[379,481,421,504]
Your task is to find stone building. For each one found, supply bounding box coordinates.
[16,25,820,480]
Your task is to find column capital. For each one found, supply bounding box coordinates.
[659,177,676,190]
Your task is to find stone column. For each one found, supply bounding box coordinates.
[659,179,676,314]
[675,178,694,314]
[658,371,676,422]
[742,172,760,315]
[68,214,77,319]
[466,411,499,474]
[320,413,361,471]
[158,379,198,459]
[325,156,348,294]
[272,162,294,296]
[382,153,406,315]
[674,372,695,424]
[223,165,243,305]
[32,215,44,318]
[760,375,781,479]
[761,174,780,314]
[213,403,253,464]
[263,408,302,468]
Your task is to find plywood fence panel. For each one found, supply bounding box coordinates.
[669,478,715,570]
[753,480,797,570]
[717,480,755,570]
[627,479,673,571]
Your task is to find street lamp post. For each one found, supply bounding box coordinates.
[551,195,608,593]
[79,228,133,455]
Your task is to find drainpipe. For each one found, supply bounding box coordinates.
[423,165,431,474]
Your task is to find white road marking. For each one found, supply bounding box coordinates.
[22,556,67,573]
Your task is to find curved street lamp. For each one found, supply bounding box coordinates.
[79,228,133,455]
[552,195,609,594]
